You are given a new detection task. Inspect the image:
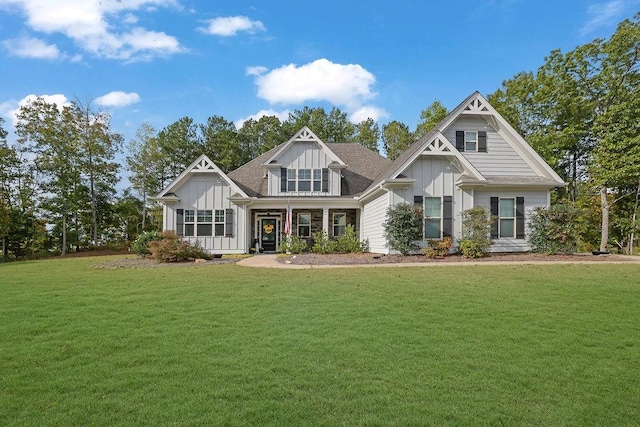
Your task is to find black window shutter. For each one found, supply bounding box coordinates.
[176,209,184,236]
[443,196,453,238]
[280,168,287,192]
[413,195,423,205]
[490,197,499,239]
[225,209,233,237]
[456,131,465,151]
[478,131,487,152]
[516,197,525,239]
[322,168,329,192]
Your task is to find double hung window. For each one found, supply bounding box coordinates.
[184,209,195,236]
[214,209,225,236]
[298,213,311,237]
[196,210,212,236]
[424,197,442,239]
[298,169,312,191]
[465,131,477,151]
[498,198,515,238]
[333,213,346,237]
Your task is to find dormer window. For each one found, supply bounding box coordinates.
[465,131,477,151]
[281,167,329,193]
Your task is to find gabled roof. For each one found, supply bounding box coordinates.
[154,154,249,201]
[262,126,346,166]
[360,91,566,199]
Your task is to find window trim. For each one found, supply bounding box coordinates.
[423,196,442,239]
[297,212,311,237]
[282,168,325,193]
[333,212,346,237]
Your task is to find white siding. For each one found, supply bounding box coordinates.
[167,175,246,254]
[474,189,550,252]
[443,116,537,177]
[268,141,340,196]
[361,192,389,254]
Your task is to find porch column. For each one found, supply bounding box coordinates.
[322,207,329,235]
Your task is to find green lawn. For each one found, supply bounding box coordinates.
[1,257,639,426]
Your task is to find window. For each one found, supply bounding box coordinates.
[465,131,477,151]
[196,210,212,236]
[298,169,311,191]
[333,213,346,236]
[499,198,515,238]
[214,209,225,236]
[424,197,442,239]
[282,168,325,193]
[313,169,322,191]
[298,213,311,237]
[184,209,195,236]
[287,169,297,191]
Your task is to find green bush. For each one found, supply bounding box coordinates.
[147,232,211,263]
[383,203,423,255]
[311,230,331,254]
[280,236,308,254]
[459,207,493,258]
[332,225,366,253]
[130,230,162,257]
[528,204,581,254]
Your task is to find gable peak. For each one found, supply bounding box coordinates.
[193,156,217,171]
[464,97,489,112]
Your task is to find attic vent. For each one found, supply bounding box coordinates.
[464,98,489,112]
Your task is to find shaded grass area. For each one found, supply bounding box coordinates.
[1,257,639,426]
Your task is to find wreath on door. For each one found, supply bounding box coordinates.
[263,223,275,234]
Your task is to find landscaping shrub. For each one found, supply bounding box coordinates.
[383,203,423,255]
[147,231,211,262]
[280,236,308,254]
[423,237,453,258]
[459,206,493,258]
[528,204,581,254]
[130,230,162,257]
[311,230,331,254]
[332,225,367,253]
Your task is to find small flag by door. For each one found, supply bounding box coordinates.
[284,202,292,237]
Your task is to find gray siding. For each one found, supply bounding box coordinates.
[268,141,340,196]
[474,189,549,252]
[443,116,537,177]
[361,193,389,254]
[167,175,246,254]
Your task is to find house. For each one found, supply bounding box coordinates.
[153,92,566,254]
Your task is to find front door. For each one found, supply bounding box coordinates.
[260,218,278,251]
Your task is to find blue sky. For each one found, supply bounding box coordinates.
[0,0,638,148]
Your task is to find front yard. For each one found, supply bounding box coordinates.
[1,256,639,426]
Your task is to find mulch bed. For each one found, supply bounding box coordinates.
[93,256,242,269]
[277,252,634,265]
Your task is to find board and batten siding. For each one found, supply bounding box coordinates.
[268,141,340,196]
[168,175,246,254]
[474,189,549,252]
[361,192,390,254]
[443,116,537,177]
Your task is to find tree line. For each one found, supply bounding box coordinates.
[1,13,637,258]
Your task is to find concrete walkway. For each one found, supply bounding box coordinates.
[236,254,640,269]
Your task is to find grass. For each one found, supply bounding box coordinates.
[1,256,639,426]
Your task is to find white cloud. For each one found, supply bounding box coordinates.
[0,0,184,61]
[580,0,628,35]
[252,59,377,107]
[349,106,388,123]
[250,58,384,122]
[199,15,266,37]
[234,109,291,129]
[95,91,141,107]
[2,36,59,59]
